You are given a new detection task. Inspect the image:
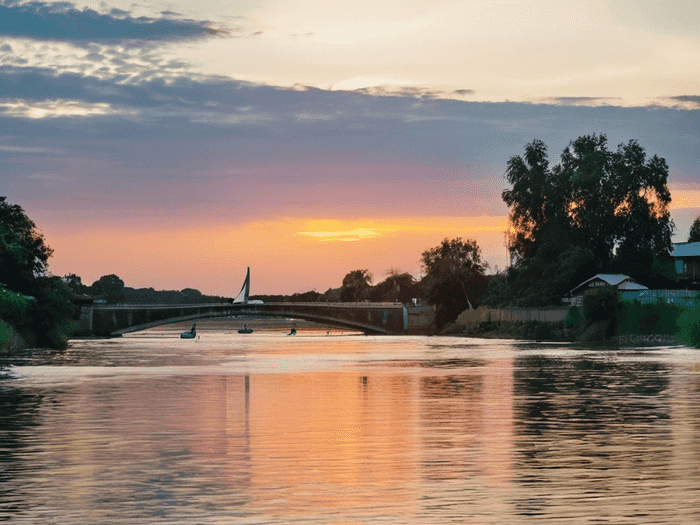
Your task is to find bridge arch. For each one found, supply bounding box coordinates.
[86,302,430,336]
[108,305,387,336]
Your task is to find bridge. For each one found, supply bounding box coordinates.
[75,267,435,336]
[78,302,435,336]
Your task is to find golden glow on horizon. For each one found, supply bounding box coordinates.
[44,216,510,295]
[294,217,507,242]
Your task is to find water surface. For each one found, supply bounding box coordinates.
[1,320,699,523]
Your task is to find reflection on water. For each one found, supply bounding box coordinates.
[1,325,700,523]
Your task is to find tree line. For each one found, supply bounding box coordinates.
[63,273,229,305]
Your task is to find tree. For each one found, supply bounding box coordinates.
[421,238,488,328]
[0,196,53,294]
[501,135,674,304]
[91,274,125,304]
[689,215,700,243]
[0,197,75,348]
[63,273,88,295]
[371,268,417,303]
[340,269,373,302]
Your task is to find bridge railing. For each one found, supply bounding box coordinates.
[92,301,408,309]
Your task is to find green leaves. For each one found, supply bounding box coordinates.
[501,135,674,305]
[689,216,700,243]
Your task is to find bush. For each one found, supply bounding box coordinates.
[618,299,682,335]
[0,320,12,349]
[0,285,30,330]
[677,303,700,348]
[564,306,581,327]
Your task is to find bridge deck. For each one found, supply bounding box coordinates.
[83,302,434,336]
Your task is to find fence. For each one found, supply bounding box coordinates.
[456,306,572,326]
[620,289,698,306]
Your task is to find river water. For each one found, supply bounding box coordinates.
[1,319,699,524]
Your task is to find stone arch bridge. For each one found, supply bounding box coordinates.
[80,302,435,336]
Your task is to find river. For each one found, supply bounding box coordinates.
[1,318,699,524]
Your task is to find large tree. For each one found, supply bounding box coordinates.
[340,269,373,302]
[91,274,126,304]
[0,197,74,348]
[689,215,700,243]
[421,238,488,328]
[0,196,53,294]
[501,135,674,304]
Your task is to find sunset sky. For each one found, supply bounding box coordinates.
[1,0,699,295]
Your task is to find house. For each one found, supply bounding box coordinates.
[565,274,647,307]
[672,241,700,281]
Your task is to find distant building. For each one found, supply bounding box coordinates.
[672,241,700,281]
[564,274,647,307]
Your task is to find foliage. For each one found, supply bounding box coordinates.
[677,301,700,348]
[689,215,700,243]
[28,276,76,349]
[91,274,126,304]
[0,196,53,294]
[617,299,682,335]
[340,269,373,302]
[501,135,674,305]
[0,197,79,349]
[421,238,488,328]
[564,306,581,328]
[583,288,618,324]
[62,273,88,295]
[370,268,418,303]
[0,284,30,328]
[0,320,12,349]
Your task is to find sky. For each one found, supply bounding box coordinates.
[1,0,699,296]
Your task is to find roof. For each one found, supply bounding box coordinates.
[672,242,700,258]
[569,274,646,295]
[617,280,648,291]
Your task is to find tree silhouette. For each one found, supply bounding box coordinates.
[689,216,700,243]
[340,269,373,302]
[0,196,53,294]
[91,274,125,304]
[421,238,488,328]
[501,135,674,304]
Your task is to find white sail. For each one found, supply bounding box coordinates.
[232,267,250,304]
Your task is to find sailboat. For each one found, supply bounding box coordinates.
[232,267,250,304]
[180,323,197,339]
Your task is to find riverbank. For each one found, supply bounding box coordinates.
[441,319,681,346]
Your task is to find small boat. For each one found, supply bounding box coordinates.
[181,323,197,339]
[238,323,253,334]
[287,327,297,336]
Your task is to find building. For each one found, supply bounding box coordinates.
[565,274,647,307]
[672,241,700,281]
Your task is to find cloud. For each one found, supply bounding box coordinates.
[0,0,226,43]
[0,64,698,231]
[665,96,700,110]
[546,96,623,107]
[0,98,130,118]
[295,227,390,242]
